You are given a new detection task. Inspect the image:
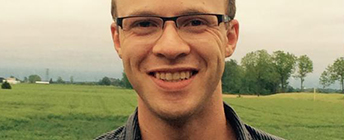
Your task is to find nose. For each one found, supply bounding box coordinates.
[152,22,190,60]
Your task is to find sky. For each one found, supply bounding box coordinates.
[0,0,343,88]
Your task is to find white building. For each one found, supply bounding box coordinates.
[35,81,50,84]
[4,78,20,84]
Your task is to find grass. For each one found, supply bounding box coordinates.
[0,84,137,140]
[1,84,343,140]
[224,93,344,140]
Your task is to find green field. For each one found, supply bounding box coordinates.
[0,84,343,140]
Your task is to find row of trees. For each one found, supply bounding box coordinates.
[222,50,314,95]
[20,75,69,84]
[319,57,344,93]
[99,73,132,89]
[12,73,132,88]
[4,51,342,94]
[222,50,344,94]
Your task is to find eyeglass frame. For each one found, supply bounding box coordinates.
[115,14,233,29]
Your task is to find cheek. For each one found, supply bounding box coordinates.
[120,39,153,92]
[188,30,226,79]
[186,29,227,63]
[121,38,152,72]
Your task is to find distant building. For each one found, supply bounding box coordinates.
[4,78,20,84]
[35,81,50,84]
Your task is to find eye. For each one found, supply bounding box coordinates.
[189,19,205,26]
[180,17,209,27]
[138,21,154,27]
[132,20,158,28]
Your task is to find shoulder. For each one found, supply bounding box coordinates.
[94,126,125,140]
[245,125,285,140]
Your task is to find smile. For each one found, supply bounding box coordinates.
[151,71,198,82]
[147,68,198,90]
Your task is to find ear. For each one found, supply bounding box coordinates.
[225,19,239,57]
[111,23,122,59]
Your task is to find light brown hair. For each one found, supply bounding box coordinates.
[111,0,236,19]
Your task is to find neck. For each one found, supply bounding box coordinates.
[138,84,236,140]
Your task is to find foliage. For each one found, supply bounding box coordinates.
[110,78,123,87]
[321,57,344,93]
[222,59,243,94]
[23,77,28,83]
[1,81,12,89]
[99,77,112,86]
[221,50,313,94]
[28,75,42,83]
[70,76,74,84]
[241,50,279,95]
[319,67,334,89]
[294,55,313,91]
[272,51,297,92]
[56,76,65,84]
[330,57,344,93]
[317,88,343,93]
[121,72,133,89]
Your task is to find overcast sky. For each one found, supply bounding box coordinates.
[0,0,343,88]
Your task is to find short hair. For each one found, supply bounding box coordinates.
[111,0,236,19]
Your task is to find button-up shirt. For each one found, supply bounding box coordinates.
[95,103,284,140]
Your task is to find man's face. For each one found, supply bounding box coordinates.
[112,0,238,120]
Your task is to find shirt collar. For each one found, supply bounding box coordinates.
[124,102,252,140]
[223,102,252,140]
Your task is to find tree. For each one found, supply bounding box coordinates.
[294,55,313,91]
[28,75,42,83]
[319,68,334,89]
[70,76,74,84]
[56,77,65,84]
[328,57,344,93]
[122,72,133,89]
[272,51,297,92]
[23,77,28,83]
[241,50,279,95]
[49,78,53,84]
[1,81,12,89]
[99,77,111,86]
[222,59,243,94]
[111,78,123,87]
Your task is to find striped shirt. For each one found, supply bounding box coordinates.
[95,103,285,140]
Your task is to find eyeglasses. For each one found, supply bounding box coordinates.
[115,14,232,40]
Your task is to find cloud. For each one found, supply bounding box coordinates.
[0,0,343,88]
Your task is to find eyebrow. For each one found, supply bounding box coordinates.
[124,7,211,17]
[177,8,210,16]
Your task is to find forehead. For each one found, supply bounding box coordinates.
[116,0,226,17]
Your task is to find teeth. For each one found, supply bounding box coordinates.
[180,72,186,79]
[166,73,172,81]
[160,73,166,80]
[173,73,180,80]
[155,73,160,79]
[185,71,190,78]
[153,71,195,81]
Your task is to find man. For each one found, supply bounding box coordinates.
[96,0,284,139]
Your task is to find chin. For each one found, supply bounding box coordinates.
[157,109,194,125]
[151,100,204,125]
